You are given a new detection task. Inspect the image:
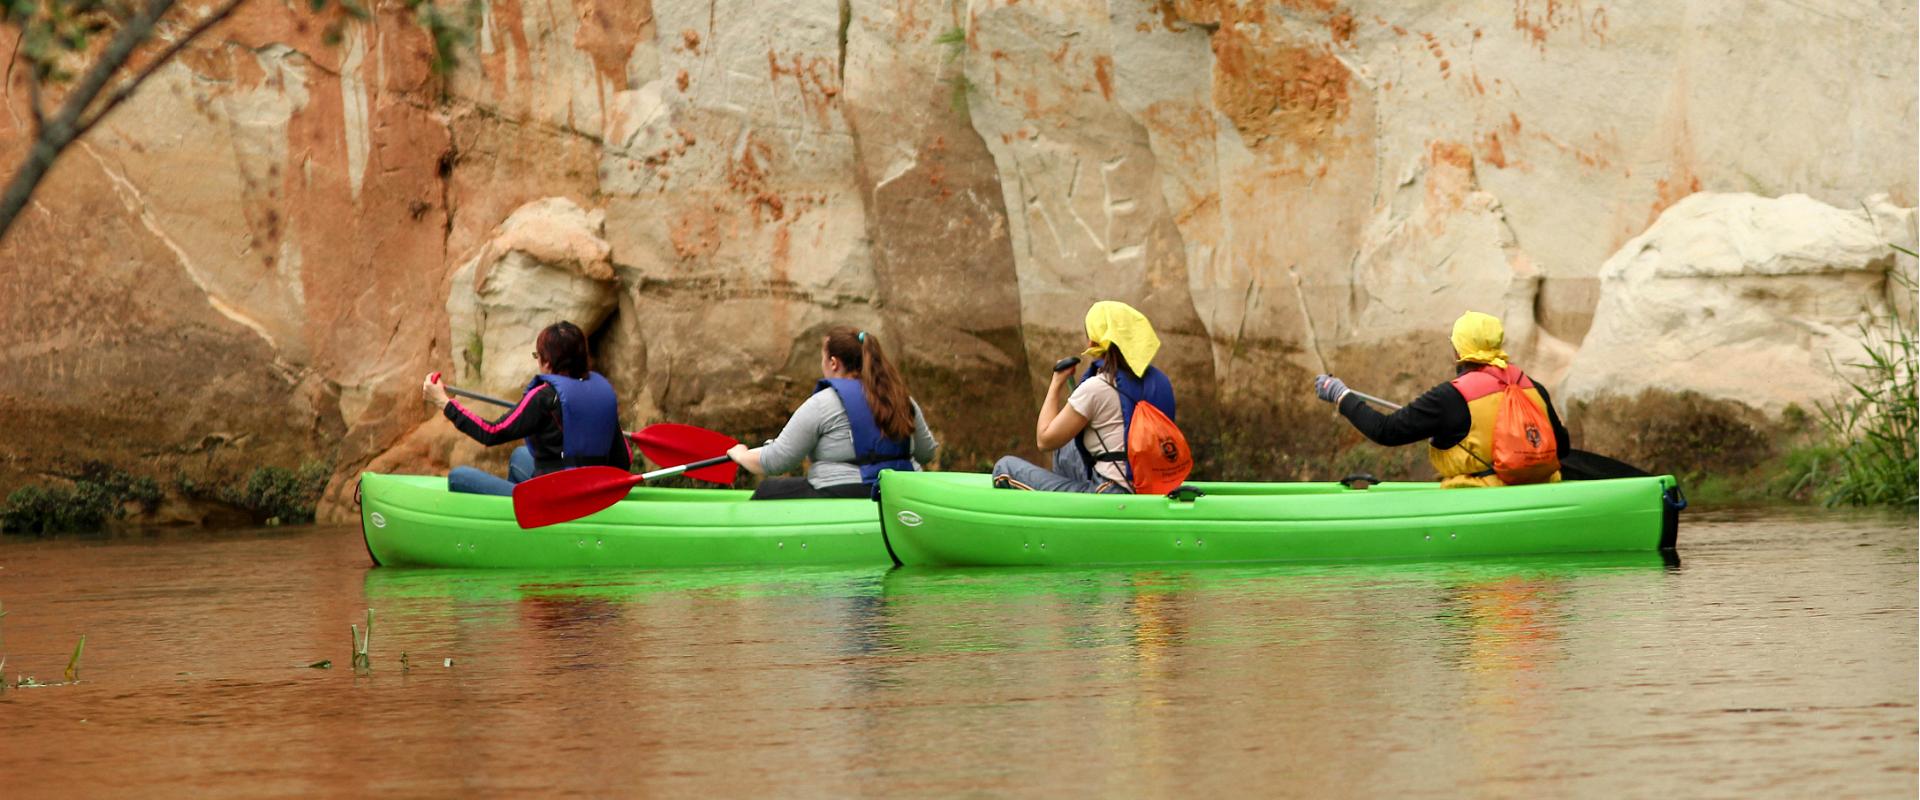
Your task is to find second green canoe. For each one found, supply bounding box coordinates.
[875,471,1682,567]
[359,472,889,568]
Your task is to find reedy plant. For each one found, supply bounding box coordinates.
[1814,248,1918,506]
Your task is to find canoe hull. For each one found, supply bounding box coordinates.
[875,471,1680,567]
[359,472,890,568]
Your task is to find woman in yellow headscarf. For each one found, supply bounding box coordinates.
[992,301,1180,494]
[1312,311,1568,487]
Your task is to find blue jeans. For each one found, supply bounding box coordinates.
[448,446,535,496]
[991,446,1130,494]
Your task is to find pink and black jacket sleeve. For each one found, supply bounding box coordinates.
[443,383,557,447]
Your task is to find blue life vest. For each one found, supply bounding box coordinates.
[528,372,620,468]
[816,378,914,484]
[1074,362,1177,481]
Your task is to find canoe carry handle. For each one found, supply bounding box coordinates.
[1339,473,1379,490]
[1165,485,1205,502]
[1663,484,1688,511]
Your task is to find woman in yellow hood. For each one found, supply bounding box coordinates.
[991,301,1180,494]
[1312,311,1569,488]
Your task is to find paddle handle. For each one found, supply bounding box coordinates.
[1346,389,1403,410]
[639,454,733,482]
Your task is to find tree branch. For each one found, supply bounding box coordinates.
[72,0,250,139]
[48,0,178,141]
[0,0,176,243]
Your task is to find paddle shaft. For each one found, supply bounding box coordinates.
[640,455,731,481]
[445,385,515,408]
[1346,389,1403,410]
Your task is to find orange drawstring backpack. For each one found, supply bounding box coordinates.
[1488,365,1559,484]
[1125,400,1191,495]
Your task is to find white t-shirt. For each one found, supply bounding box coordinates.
[1067,375,1130,489]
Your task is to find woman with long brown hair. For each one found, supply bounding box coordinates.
[726,327,939,499]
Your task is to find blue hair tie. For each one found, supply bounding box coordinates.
[857,331,866,343]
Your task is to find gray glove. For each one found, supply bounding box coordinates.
[1314,374,1350,404]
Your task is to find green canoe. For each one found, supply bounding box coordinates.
[358,472,890,568]
[874,471,1682,567]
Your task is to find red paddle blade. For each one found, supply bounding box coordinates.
[512,466,644,529]
[630,423,740,484]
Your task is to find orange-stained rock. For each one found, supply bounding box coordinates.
[0,0,1913,521]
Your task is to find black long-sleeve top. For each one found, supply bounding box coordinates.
[1335,376,1570,459]
[443,381,632,474]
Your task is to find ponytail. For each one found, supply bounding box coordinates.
[824,326,915,440]
[1099,344,1130,384]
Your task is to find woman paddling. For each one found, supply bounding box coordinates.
[422,321,632,495]
[725,327,939,499]
[1312,310,1568,487]
[992,301,1182,494]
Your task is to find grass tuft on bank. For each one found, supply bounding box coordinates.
[1809,260,1916,506]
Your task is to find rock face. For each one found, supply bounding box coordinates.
[1563,193,1916,416]
[0,0,1913,520]
[447,197,617,397]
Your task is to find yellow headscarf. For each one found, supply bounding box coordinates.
[1450,311,1509,368]
[1081,300,1160,377]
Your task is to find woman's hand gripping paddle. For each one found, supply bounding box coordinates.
[510,423,742,529]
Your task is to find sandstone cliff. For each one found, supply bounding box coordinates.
[0,0,1913,521]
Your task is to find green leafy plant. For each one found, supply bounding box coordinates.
[0,463,162,534]
[933,25,974,115]
[934,25,966,48]
[220,461,332,525]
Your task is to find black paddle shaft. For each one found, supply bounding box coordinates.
[446,385,514,408]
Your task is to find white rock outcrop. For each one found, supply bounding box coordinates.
[1561,193,1915,416]
[447,197,618,395]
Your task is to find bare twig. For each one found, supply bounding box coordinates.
[72,0,250,139]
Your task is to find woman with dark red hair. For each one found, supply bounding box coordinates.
[422,321,632,495]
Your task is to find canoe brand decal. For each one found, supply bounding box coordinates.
[370,512,387,528]
[895,510,923,527]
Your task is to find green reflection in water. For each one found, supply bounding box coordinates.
[362,552,1676,607]
[361,552,1678,663]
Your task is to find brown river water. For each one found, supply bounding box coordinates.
[0,507,1913,798]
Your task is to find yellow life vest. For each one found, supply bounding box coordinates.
[1428,366,1564,488]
